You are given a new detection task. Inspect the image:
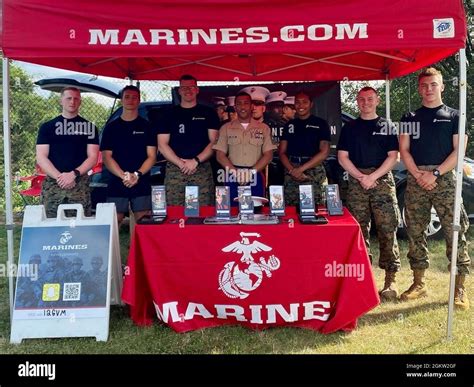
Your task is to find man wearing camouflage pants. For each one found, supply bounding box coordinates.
[400,67,470,310]
[36,87,99,217]
[338,87,400,301]
[279,90,330,206]
[157,75,219,205]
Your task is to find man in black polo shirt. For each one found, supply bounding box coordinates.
[100,86,156,224]
[337,86,400,301]
[265,91,287,187]
[279,90,330,206]
[157,74,219,205]
[400,67,470,309]
[36,87,99,217]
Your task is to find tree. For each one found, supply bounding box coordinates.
[341,4,473,158]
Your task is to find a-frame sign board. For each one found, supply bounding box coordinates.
[10,203,122,343]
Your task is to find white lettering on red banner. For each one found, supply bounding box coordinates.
[151,231,331,325]
[88,23,368,46]
[153,301,331,324]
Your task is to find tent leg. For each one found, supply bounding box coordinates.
[385,75,391,121]
[447,48,468,341]
[2,57,15,323]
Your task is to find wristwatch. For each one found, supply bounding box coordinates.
[193,156,201,166]
[134,170,143,179]
[73,169,81,181]
[432,169,441,178]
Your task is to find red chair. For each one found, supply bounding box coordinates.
[17,165,46,206]
[89,152,103,176]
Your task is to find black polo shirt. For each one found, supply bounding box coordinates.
[281,115,331,157]
[157,104,219,159]
[337,117,399,169]
[264,114,286,145]
[36,115,99,172]
[100,116,156,197]
[400,105,458,165]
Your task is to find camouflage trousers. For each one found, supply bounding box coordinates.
[165,161,214,206]
[41,175,91,218]
[347,170,401,272]
[284,164,327,206]
[405,167,470,275]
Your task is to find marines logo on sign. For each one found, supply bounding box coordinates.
[59,231,72,244]
[218,232,280,299]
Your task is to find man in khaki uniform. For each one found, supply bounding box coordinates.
[213,92,276,202]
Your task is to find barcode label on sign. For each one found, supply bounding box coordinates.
[63,283,81,301]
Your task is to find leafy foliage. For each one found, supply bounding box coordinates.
[342,1,473,157]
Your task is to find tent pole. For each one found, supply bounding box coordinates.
[2,57,15,323]
[447,48,467,341]
[385,75,391,120]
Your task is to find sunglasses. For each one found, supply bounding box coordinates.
[252,100,265,106]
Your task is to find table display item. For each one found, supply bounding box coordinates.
[204,214,279,225]
[215,186,231,218]
[325,184,344,215]
[141,185,167,224]
[240,214,279,224]
[298,185,327,224]
[269,185,285,216]
[184,185,200,217]
[237,186,254,215]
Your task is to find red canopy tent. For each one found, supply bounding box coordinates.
[0,0,467,81]
[0,0,469,339]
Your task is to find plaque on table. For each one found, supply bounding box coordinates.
[241,214,280,225]
[269,185,285,216]
[325,184,344,216]
[203,214,278,225]
[184,185,200,217]
[203,216,240,225]
[215,186,231,218]
[237,186,254,215]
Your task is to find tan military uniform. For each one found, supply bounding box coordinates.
[213,119,276,167]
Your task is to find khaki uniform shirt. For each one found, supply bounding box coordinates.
[213,119,276,167]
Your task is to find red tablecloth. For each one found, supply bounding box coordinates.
[122,206,379,333]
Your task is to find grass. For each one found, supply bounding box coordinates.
[0,219,472,354]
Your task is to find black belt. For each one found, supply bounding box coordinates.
[289,156,312,163]
[234,165,254,169]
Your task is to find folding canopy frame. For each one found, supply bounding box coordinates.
[0,0,469,339]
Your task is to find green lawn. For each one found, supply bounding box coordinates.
[0,221,472,354]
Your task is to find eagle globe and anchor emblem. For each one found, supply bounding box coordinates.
[218,232,281,299]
